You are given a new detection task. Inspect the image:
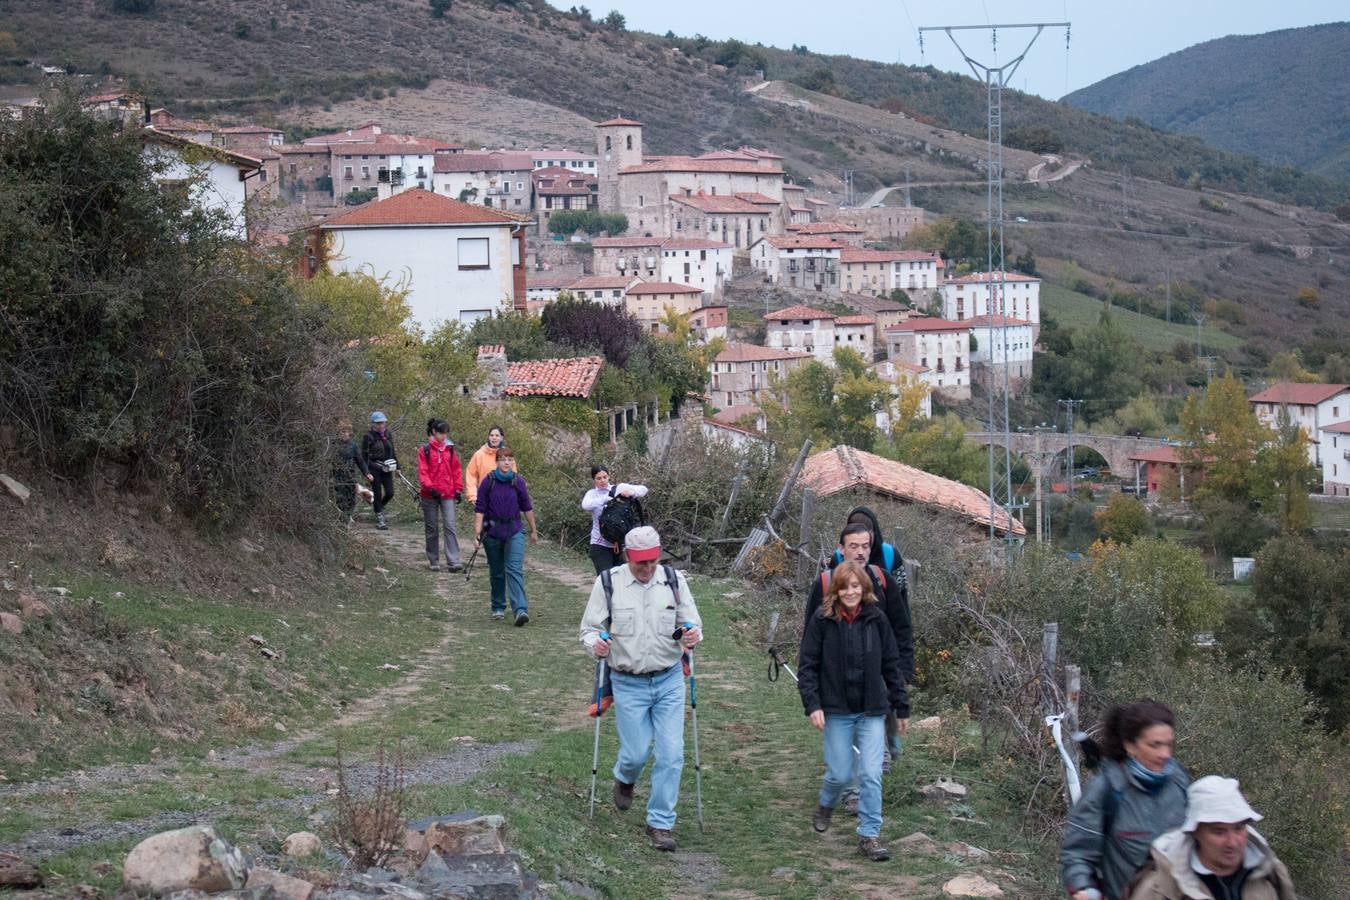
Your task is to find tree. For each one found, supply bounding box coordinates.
[1221,535,1350,730]
[1178,370,1270,506]
[793,67,839,96]
[602,9,625,30]
[1267,350,1320,383]
[880,414,986,488]
[761,349,888,452]
[428,0,451,18]
[541,295,641,367]
[1094,493,1150,543]
[1012,248,1036,275]
[1252,424,1317,533]
[547,210,627,237]
[467,309,550,362]
[1005,125,1063,154]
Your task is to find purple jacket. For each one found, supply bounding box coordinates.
[474,473,533,540]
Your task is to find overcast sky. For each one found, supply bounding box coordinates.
[552,1,1346,100]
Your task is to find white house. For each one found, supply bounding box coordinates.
[709,342,813,408]
[885,317,971,400]
[966,315,1035,393]
[531,149,598,171]
[564,274,642,305]
[142,129,263,239]
[320,188,525,328]
[870,358,933,429]
[750,236,844,292]
[833,314,877,363]
[1249,382,1350,466]
[433,151,536,212]
[659,238,732,301]
[525,271,577,311]
[941,270,1041,332]
[1319,421,1350,496]
[764,305,838,366]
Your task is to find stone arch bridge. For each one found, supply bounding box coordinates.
[967,431,1175,481]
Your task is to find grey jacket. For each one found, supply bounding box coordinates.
[1061,761,1191,900]
[1125,828,1296,900]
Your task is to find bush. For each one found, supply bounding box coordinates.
[547,209,627,236]
[344,187,378,205]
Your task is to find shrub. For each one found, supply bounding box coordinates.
[1296,286,1322,309]
[547,209,627,236]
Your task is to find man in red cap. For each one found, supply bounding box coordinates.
[579,525,702,852]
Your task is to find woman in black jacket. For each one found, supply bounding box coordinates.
[798,561,909,862]
[361,411,398,530]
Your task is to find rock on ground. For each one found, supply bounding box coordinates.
[942,873,1004,897]
[895,831,941,855]
[406,814,507,861]
[0,612,22,635]
[0,852,43,888]
[123,825,247,895]
[19,593,51,619]
[282,831,323,858]
[245,866,316,900]
[0,474,30,504]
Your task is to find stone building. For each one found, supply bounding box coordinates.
[624,282,705,331]
[708,342,813,408]
[884,317,971,401]
[787,221,866,247]
[834,205,925,242]
[764,305,839,366]
[749,235,844,292]
[533,165,597,235]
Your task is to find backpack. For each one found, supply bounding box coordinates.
[598,564,680,624]
[599,486,646,545]
[820,564,887,598]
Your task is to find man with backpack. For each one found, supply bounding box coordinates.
[581,465,649,575]
[579,526,703,853]
[417,419,465,573]
[804,521,914,811]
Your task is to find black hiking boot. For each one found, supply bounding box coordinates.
[843,794,860,816]
[811,805,833,833]
[375,514,389,531]
[514,610,529,627]
[858,836,890,861]
[448,563,463,573]
[613,779,634,811]
[646,826,676,852]
[428,562,441,572]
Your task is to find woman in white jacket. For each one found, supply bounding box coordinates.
[580,465,648,574]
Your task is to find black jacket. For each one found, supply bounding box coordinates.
[362,429,397,469]
[333,438,369,482]
[804,565,914,685]
[798,603,908,718]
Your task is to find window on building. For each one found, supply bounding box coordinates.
[361,166,369,178]
[344,166,354,180]
[457,237,490,270]
[626,135,633,150]
[605,136,612,151]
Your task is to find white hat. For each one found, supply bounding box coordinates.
[1182,776,1263,832]
[625,525,661,562]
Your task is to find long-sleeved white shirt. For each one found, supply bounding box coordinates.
[578,564,702,673]
[580,482,649,546]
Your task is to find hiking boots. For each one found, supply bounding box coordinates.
[613,779,634,811]
[646,826,676,852]
[375,514,389,531]
[811,805,833,833]
[843,795,860,816]
[858,836,890,862]
[428,562,441,572]
[514,610,529,627]
[491,611,505,621]
[448,564,463,574]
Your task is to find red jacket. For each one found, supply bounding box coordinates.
[417,439,464,499]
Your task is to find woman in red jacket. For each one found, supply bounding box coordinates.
[417,418,466,572]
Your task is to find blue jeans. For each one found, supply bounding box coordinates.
[610,663,685,830]
[820,713,885,838]
[483,531,526,614]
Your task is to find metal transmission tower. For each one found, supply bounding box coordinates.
[919,20,1069,563]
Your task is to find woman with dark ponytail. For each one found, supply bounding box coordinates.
[1061,700,1190,900]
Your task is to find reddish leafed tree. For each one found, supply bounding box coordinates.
[540,294,642,367]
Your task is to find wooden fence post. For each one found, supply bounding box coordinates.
[797,488,816,582]
[717,459,749,541]
[1064,664,1081,738]
[1041,622,1059,714]
[768,439,812,526]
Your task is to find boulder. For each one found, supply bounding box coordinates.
[19,594,51,619]
[281,831,322,858]
[942,873,1003,897]
[921,776,968,801]
[123,825,247,895]
[417,853,523,900]
[0,474,30,505]
[0,852,43,889]
[0,612,22,635]
[405,814,505,860]
[894,831,940,855]
[245,866,315,900]
[947,841,991,861]
[914,715,943,732]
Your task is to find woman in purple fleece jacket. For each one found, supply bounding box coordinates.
[472,447,539,626]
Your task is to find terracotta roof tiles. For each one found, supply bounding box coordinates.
[835,315,877,326]
[947,270,1040,284]
[789,221,865,235]
[626,282,705,295]
[321,189,520,228]
[504,356,604,398]
[1248,383,1350,405]
[596,117,644,127]
[760,235,846,250]
[715,342,813,364]
[565,275,637,291]
[886,317,971,333]
[764,305,836,321]
[802,445,1026,537]
[669,193,769,214]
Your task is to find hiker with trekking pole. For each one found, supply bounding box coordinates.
[472,446,538,626]
[1061,700,1191,900]
[578,526,703,853]
[581,465,648,575]
[362,411,398,531]
[416,418,465,573]
[798,560,909,862]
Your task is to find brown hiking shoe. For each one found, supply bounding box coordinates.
[811,805,833,833]
[858,836,890,862]
[646,826,677,852]
[613,779,634,811]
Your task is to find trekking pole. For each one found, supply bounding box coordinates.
[463,540,481,582]
[766,611,799,684]
[396,469,422,504]
[682,624,705,834]
[587,631,610,819]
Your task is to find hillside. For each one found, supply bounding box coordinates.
[3,0,1348,353]
[1063,23,1350,184]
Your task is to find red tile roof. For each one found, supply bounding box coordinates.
[1248,383,1350,405]
[871,359,930,375]
[840,292,908,314]
[789,221,865,235]
[1129,446,1186,464]
[835,315,877,326]
[1321,421,1350,434]
[530,149,596,160]
[591,237,663,248]
[626,282,704,295]
[661,238,732,250]
[478,344,505,355]
[625,158,780,175]
[765,305,836,321]
[566,275,637,291]
[669,193,770,214]
[759,235,846,250]
[331,141,443,157]
[532,166,597,195]
[504,356,604,398]
[527,271,578,290]
[715,342,813,364]
[141,129,262,170]
[219,124,282,134]
[321,189,520,228]
[434,151,535,173]
[712,404,763,425]
[596,117,644,127]
[276,143,328,155]
[886,317,971,333]
[947,270,1040,284]
[841,248,907,263]
[733,192,781,205]
[802,445,1026,536]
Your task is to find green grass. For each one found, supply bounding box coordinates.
[1041,283,1243,353]
[1309,500,1350,529]
[11,536,1054,898]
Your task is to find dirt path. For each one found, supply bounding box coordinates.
[0,527,547,861]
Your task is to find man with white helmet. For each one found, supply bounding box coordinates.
[1125,776,1295,900]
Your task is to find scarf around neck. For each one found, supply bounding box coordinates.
[1127,757,1176,793]
[492,468,516,483]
